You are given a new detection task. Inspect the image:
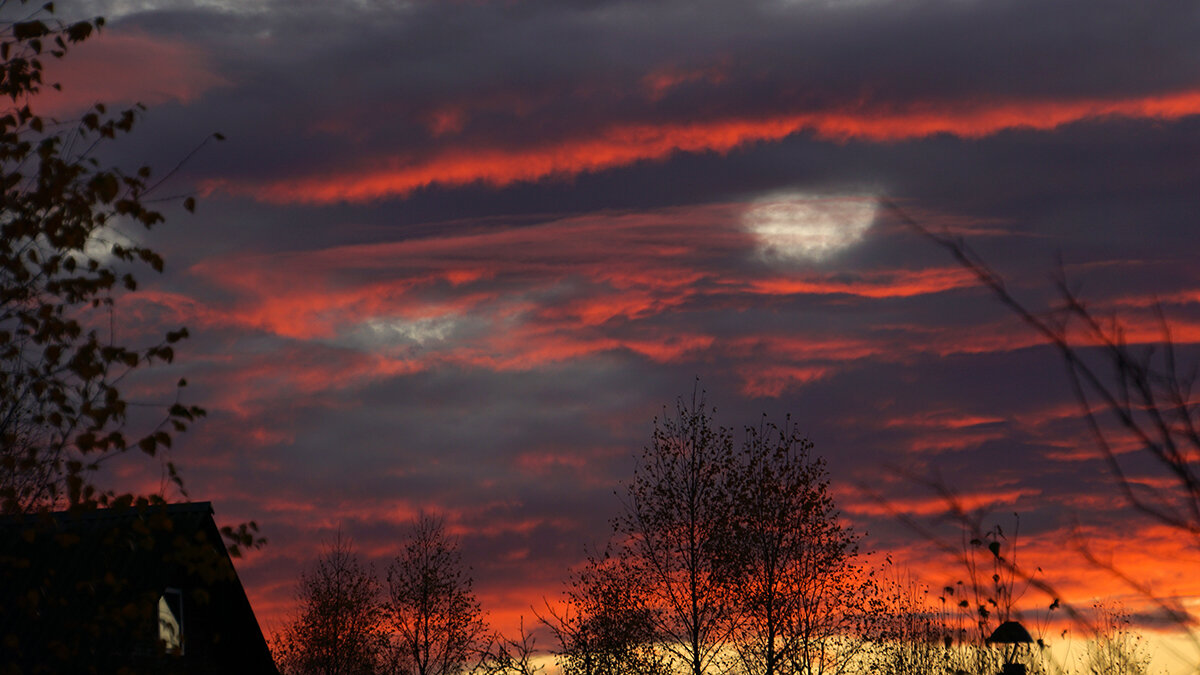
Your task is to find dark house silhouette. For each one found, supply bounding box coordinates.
[0,501,277,674]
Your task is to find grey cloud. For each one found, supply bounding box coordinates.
[63,0,1200,187]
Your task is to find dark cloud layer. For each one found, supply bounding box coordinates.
[59,0,1200,196]
[45,0,1200,665]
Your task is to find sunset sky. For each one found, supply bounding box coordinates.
[42,0,1200,668]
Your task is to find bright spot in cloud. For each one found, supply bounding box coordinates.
[743,192,878,263]
[342,315,459,351]
[83,226,140,264]
[367,316,456,344]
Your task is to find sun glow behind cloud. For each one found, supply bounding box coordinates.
[743,192,878,263]
[344,315,461,351]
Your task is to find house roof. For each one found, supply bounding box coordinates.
[0,501,278,674]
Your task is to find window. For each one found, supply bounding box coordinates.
[158,588,184,654]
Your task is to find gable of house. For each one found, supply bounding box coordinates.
[0,501,278,674]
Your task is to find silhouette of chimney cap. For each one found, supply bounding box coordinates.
[986,620,1033,644]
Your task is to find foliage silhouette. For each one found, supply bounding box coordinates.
[552,389,871,675]
[0,3,265,672]
[884,197,1200,656]
[476,617,546,675]
[885,198,1200,545]
[385,512,488,675]
[1080,603,1151,675]
[0,1,218,516]
[614,390,741,675]
[860,571,958,675]
[274,533,388,675]
[541,551,671,675]
[728,415,872,675]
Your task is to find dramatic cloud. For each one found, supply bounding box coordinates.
[200,91,1200,204]
[44,0,1200,666]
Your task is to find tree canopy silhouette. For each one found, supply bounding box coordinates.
[729,416,871,675]
[275,533,388,675]
[0,1,212,515]
[615,391,740,675]
[386,512,488,675]
[552,391,868,675]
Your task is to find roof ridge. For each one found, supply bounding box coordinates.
[1,501,215,525]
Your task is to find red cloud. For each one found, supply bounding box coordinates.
[206,89,1200,204]
[125,200,1197,418]
[738,365,833,398]
[743,266,977,299]
[843,486,1042,518]
[641,63,729,101]
[36,30,228,116]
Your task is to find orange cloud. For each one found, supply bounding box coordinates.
[883,410,1008,430]
[424,106,468,136]
[641,63,729,100]
[739,364,833,398]
[744,266,977,299]
[206,89,1200,204]
[844,487,1042,518]
[131,198,1196,431]
[726,334,883,363]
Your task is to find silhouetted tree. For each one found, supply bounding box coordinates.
[729,417,871,675]
[542,553,670,675]
[477,617,546,675]
[0,2,215,515]
[384,513,487,675]
[613,391,741,675]
[275,534,387,675]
